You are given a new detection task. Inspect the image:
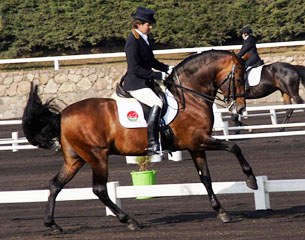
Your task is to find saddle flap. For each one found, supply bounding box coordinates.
[246,65,264,87]
[112,89,178,128]
[112,93,148,128]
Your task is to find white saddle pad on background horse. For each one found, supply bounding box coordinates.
[112,89,178,128]
[246,65,264,86]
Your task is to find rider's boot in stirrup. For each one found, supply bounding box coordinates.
[146,105,161,156]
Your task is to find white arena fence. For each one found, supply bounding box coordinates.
[1,176,305,217]
[212,103,305,140]
[0,40,304,70]
[0,120,37,152]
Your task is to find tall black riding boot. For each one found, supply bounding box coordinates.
[146,105,162,156]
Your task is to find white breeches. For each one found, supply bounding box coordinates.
[129,88,163,108]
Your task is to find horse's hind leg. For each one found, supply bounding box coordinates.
[281,93,294,125]
[281,92,304,126]
[45,158,85,234]
[189,150,231,223]
[200,137,258,190]
[89,150,140,230]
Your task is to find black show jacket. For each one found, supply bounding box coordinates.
[122,29,169,91]
[237,35,261,67]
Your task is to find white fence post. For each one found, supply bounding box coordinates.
[12,132,18,152]
[168,151,183,161]
[54,59,60,70]
[270,109,278,125]
[106,181,121,216]
[254,176,270,210]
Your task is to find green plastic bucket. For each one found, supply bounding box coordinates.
[130,170,156,199]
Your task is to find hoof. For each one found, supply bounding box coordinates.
[48,225,63,235]
[127,219,141,231]
[246,176,258,190]
[217,212,232,223]
[45,221,63,235]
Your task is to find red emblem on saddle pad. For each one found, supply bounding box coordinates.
[127,111,139,122]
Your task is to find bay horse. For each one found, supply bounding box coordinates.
[232,58,305,127]
[22,50,258,234]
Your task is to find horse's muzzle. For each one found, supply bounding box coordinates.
[228,101,246,115]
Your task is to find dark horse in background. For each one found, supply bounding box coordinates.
[232,61,305,127]
[22,50,258,234]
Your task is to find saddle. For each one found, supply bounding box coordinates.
[114,81,178,152]
[245,63,264,87]
[116,82,168,120]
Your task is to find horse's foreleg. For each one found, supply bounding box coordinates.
[91,161,141,230]
[200,137,258,190]
[45,160,84,234]
[231,113,243,134]
[189,150,231,223]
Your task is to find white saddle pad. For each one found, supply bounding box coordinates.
[112,89,178,128]
[247,65,264,86]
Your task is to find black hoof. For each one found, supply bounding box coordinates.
[127,219,141,231]
[217,212,232,223]
[246,176,258,190]
[48,225,63,235]
[45,221,63,235]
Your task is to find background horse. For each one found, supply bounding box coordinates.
[294,64,305,90]
[22,50,257,234]
[232,62,305,127]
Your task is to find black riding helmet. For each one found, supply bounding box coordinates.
[241,26,252,34]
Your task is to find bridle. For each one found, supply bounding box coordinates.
[218,64,245,104]
[168,62,244,110]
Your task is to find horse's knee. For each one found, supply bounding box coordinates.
[93,184,109,200]
[227,142,241,155]
[231,114,239,122]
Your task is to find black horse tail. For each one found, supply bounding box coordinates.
[22,83,61,150]
[294,65,305,87]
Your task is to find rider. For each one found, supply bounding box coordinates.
[122,6,171,155]
[237,26,264,69]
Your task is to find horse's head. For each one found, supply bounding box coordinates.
[216,52,246,114]
[168,50,246,114]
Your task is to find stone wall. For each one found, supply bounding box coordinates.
[1,51,305,119]
[0,62,127,119]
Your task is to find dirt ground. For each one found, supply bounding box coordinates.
[1,112,305,240]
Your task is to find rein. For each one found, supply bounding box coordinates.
[169,63,241,109]
[172,82,222,108]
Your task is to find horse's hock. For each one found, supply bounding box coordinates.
[0,51,305,119]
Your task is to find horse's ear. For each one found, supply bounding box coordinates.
[230,51,239,62]
[230,51,246,68]
[231,50,238,57]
